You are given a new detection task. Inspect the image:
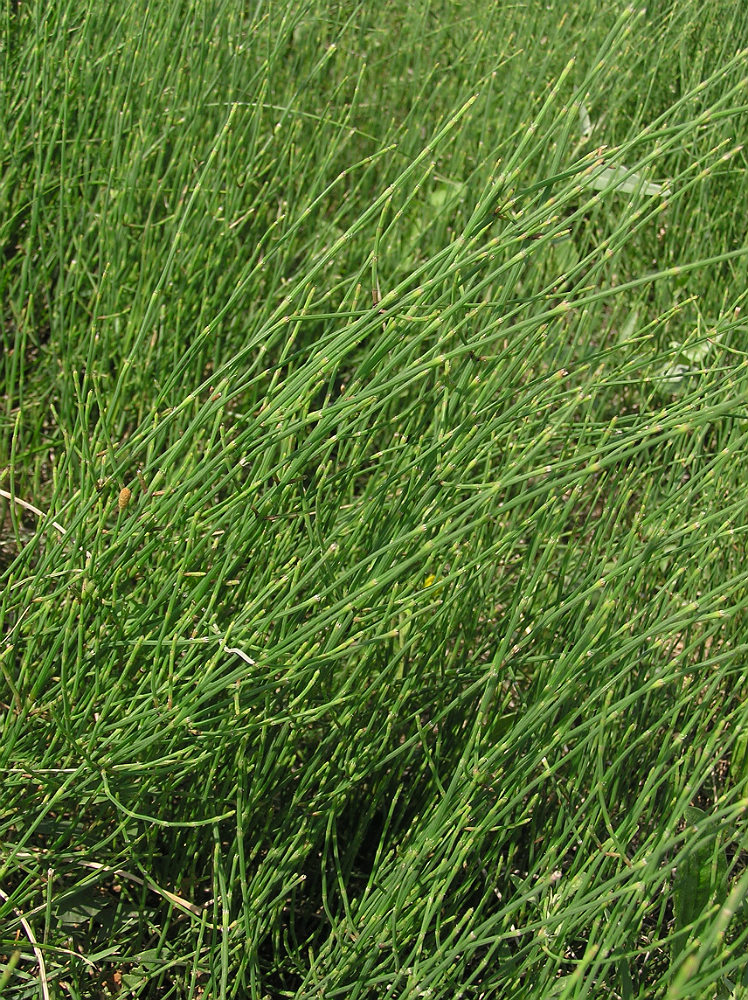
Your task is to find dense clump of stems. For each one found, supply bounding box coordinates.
[1,1,747,996]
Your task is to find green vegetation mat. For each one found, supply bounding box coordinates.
[1,1,747,996]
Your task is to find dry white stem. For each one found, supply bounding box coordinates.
[0,489,91,560]
[0,488,69,539]
[79,861,212,920]
[0,884,50,1000]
